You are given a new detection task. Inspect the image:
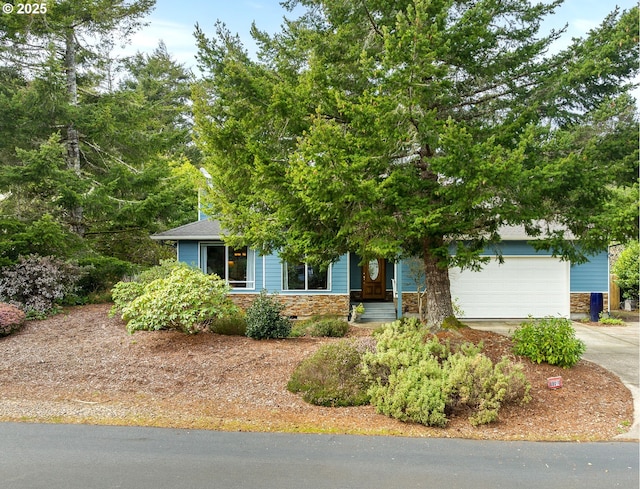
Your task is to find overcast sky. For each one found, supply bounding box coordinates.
[123,0,638,67]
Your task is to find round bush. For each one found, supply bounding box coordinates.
[512,317,586,368]
[0,255,83,317]
[308,318,349,337]
[0,302,26,336]
[287,340,370,407]
[115,266,238,334]
[245,291,291,339]
[363,319,531,426]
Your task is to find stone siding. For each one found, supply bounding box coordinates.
[230,294,350,319]
[570,292,609,314]
[400,292,421,314]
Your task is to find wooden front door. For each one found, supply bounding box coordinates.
[362,258,386,300]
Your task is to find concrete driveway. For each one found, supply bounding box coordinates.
[467,318,640,441]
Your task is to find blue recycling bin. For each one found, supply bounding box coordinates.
[590,292,603,322]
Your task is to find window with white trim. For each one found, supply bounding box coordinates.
[283,262,329,290]
[201,244,254,289]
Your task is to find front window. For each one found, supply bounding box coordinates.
[202,244,254,289]
[283,262,329,290]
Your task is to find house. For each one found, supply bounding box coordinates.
[151,220,609,321]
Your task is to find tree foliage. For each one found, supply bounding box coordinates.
[613,241,639,301]
[194,1,639,328]
[0,1,200,267]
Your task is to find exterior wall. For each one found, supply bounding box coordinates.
[400,292,420,314]
[177,238,609,318]
[570,292,609,314]
[229,293,350,319]
[177,240,199,267]
[175,239,351,318]
[262,253,349,294]
[569,250,608,293]
[399,244,609,295]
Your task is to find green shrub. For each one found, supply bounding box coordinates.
[598,312,625,326]
[210,313,247,335]
[308,318,349,337]
[367,354,449,427]
[287,340,370,407]
[245,290,291,339]
[110,281,145,314]
[445,353,530,426]
[110,260,191,317]
[113,266,238,334]
[0,302,26,336]
[135,259,189,285]
[290,316,349,338]
[76,256,137,297]
[362,318,530,427]
[512,317,586,368]
[613,241,639,301]
[0,255,84,317]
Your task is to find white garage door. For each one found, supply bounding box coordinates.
[449,257,570,318]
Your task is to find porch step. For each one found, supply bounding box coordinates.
[356,302,397,323]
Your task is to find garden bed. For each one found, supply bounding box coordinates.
[0,304,633,440]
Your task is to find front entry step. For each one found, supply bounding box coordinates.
[355,302,396,323]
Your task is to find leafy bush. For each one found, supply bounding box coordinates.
[308,318,349,337]
[135,259,189,285]
[110,260,191,315]
[76,256,138,297]
[290,316,349,338]
[613,241,639,301]
[0,302,26,336]
[512,317,586,368]
[209,313,247,335]
[598,312,625,326]
[445,353,530,426]
[245,290,291,339]
[362,318,530,427]
[112,266,238,334]
[287,340,370,407]
[0,255,84,317]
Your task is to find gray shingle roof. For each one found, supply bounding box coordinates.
[150,220,224,240]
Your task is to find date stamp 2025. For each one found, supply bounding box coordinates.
[2,3,47,15]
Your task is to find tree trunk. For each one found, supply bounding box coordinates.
[423,236,454,329]
[64,28,84,236]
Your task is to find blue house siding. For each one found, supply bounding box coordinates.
[570,250,608,292]
[349,252,361,290]
[262,253,349,294]
[177,241,199,268]
[263,254,283,291]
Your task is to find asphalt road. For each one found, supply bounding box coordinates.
[1,423,638,489]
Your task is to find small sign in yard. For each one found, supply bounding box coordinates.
[547,376,563,389]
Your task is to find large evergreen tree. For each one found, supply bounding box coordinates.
[0,1,200,265]
[194,0,638,328]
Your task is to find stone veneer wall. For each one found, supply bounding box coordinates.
[230,294,351,319]
[400,292,420,314]
[570,292,609,314]
[403,292,603,315]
